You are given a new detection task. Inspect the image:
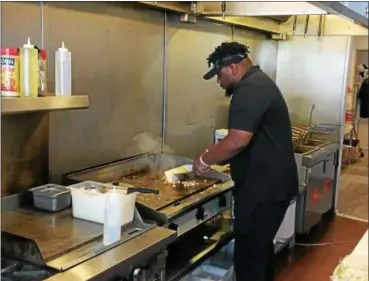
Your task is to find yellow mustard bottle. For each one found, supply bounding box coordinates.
[20,37,38,97]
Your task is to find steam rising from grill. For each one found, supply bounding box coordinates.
[131,132,178,170]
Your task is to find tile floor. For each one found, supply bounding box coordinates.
[275,152,368,281]
[275,216,367,281]
[338,153,368,221]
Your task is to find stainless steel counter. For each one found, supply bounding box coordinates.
[44,226,176,281]
[1,191,177,281]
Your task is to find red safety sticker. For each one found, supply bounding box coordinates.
[324,179,331,192]
[311,188,319,205]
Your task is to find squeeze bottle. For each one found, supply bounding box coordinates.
[55,42,71,96]
[103,189,123,246]
[20,37,38,97]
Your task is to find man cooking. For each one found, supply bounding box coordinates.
[192,42,299,281]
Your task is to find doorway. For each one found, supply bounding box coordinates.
[337,49,368,222]
[356,50,368,151]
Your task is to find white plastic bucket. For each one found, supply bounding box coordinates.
[68,181,136,226]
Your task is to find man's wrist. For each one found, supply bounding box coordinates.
[199,155,210,167]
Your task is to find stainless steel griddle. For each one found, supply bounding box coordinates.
[114,171,221,211]
[63,153,235,281]
[64,153,234,227]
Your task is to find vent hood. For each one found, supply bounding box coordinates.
[138,1,368,34]
[309,1,368,28]
[196,2,327,34]
[196,2,328,17]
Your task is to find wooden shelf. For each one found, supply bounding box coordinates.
[1,95,89,115]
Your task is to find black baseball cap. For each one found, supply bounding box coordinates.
[203,53,247,80]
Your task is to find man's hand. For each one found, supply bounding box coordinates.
[193,150,210,175]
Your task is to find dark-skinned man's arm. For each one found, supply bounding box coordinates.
[201,129,253,165]
[194,82,272,172]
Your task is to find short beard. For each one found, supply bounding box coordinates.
[224,84,234,97]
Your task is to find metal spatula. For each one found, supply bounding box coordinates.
[164,165,192,183]
[111,181,159,195]
[172,171,196,182]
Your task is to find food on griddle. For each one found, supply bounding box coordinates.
[118,169,219,210]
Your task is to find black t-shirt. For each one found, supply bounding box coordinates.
[228,66,299,219]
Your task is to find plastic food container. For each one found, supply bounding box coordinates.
[30,184,71,212]
[68,181,137,226]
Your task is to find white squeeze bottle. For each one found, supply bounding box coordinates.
[20,37,38,97]
[55,42,71,96]
[103,189,123,246]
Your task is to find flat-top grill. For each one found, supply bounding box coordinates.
[63,153,234,281]
[64,153,234,235]
[116,170,220,211]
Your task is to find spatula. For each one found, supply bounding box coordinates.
[111,181,159,195]
[164,164,192,183]
[172,171,196,182]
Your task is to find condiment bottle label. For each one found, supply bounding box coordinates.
[1,48,20,97]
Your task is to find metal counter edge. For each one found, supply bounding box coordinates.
[43,227,177,281]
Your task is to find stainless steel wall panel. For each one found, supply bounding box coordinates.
[234,27,279,81]
[165,16,232,158]
[1,2,43,48]
[46,3,165,182]
[276,36,351,126]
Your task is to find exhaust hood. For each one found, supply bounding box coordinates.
[196,1,327,35]
[196,2,328,17]
[309,1,368,28]
[138,1,368,34]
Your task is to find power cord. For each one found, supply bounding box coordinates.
[276,237,359,247]
[294,241,358,247]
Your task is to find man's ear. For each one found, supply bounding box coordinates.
[230,64,238,75]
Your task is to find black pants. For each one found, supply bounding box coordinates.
[233,200,290,281]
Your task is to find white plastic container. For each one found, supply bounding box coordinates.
[275,200,296,242]
[68,181,136,226]
[55,42,71,96]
